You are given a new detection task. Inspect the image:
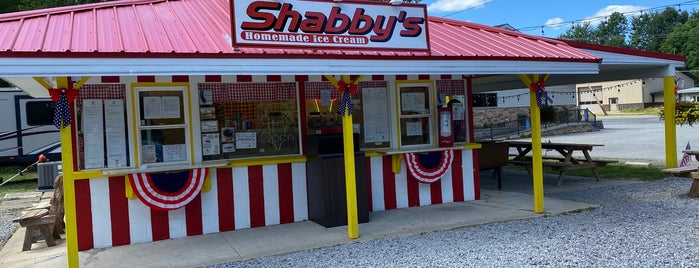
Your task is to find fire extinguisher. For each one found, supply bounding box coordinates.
[438,107,454,147]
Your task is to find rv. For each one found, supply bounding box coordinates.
[0,87,61,166]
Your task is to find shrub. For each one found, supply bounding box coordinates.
[540,105,557,123]
[659,101,699,126]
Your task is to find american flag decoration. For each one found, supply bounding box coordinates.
[531,80,553,109]
[337,80,357,115]
[48,87,78,129]
[680,141,692,167]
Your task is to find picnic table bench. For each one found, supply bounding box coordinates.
[506,140,617,185]
[661,166,697,178]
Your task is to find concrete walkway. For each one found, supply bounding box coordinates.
[0,169,639,268]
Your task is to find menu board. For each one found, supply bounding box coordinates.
[401,92,426,113]
[236,132,257,149]
[362,88,390,143]
[143,96,181,119]
[82,99,105,169]
[406,121,422,136]
[202,133,220,156]
[161,96,181,119]
[142,145,157,164]
[452,102,465,120]
[105,100,127,167]
[163,144,187,162]
[143,96,162,119]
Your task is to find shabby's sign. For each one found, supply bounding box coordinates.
[232,0,429,51]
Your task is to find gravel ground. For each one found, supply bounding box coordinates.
[205,178,699,268]
[0,199,24,252]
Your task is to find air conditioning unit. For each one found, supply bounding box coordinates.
[37,161,61,191]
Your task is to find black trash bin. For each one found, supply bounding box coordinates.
[306,133,369,228]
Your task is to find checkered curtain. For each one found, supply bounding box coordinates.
[198,82,298,127]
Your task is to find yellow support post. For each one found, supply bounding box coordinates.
[323,74,363,239]
[519,74,545,214]
[664,76,677,168]
[56,77,80,267]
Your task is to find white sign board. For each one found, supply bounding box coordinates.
[83,99,105,169]
[362,88,390,143]
[232,0,429,50]
[105,100,127,167]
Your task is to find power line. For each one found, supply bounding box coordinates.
[515,0,699,33]
[442,0,497,18]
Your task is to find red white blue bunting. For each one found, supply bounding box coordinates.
[337,80,357,115]
[128,168,208,211]
[48,88,78,129]
[403,150,454,183]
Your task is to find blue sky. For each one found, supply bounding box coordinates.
[423,0,697,37]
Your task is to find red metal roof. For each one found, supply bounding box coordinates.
[0,0,599,62]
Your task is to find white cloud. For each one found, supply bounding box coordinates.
[545,18,564,29]
[583,5,646,25]
[427,0,488,13]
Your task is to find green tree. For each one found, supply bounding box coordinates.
[0,0,22,14]
[629,7,688,51]
[559,22,597,43]
[18,0,114,10]
[660,13,699,78]
[596,12,628,47]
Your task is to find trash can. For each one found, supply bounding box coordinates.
[306,134,369,228]
[37,161,61,191]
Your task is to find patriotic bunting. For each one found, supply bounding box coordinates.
[404,150,454,183]
[48,87,79,129]
[530,80,553,109]
[337,80,356,115]
[128,168,208,211]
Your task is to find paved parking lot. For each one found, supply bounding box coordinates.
[514,115,699,166]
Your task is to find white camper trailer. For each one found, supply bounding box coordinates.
[0,87,60,166]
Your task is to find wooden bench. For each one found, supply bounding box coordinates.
[14,206,59,251]
[689,172,699,198]
[508,158,618,185]
[662,166,697,178]
[12,174,64,251]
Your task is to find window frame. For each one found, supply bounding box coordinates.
[134,86,191,167]
[396,81,435,149]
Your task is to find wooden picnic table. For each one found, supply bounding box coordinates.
[680,150,699,197]
[682,150,699,162]
[506,140,616,185]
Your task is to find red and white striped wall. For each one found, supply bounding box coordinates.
[365,150,475,212]
[74,163,307,250]
[72,74,472,250]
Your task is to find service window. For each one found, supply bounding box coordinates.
[397,83,434,147]
[136,87,189,166]
[198,83,300,160]
[304,81,391,150]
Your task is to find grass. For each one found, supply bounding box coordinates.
[0,165,39,198]
[507,162,666,181]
